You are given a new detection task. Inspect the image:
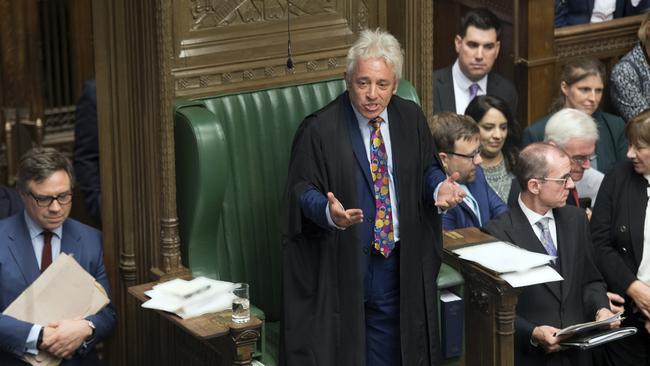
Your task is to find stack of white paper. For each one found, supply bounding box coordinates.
[452,241,563,288]
[142,277,238,319]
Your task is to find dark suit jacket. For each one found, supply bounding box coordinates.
[521,109,628,174]
[74,80,101,227]
[0,213,116,365]
[485,203,609,366]
[555,0,650,27]
[591,161,647,307]
[432,65,518,116]
[442,166,508,230]
[283,92,445,365]
[0,186,23,219]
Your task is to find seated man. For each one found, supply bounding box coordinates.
[0,147,116,365]
[431,112,507,230]
[484,143,616,365]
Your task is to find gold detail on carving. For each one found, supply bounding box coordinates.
[242,70,255,80]
[327,58,338,69]
[264,67,275,77]
[306,60,319,71]
[190,0,335,30]
[178,79,189,89]
[222,73,233,83]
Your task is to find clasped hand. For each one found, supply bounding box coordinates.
[39,318,93,359]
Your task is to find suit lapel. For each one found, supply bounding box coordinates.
[554,208,575,303]
[344,94,374,194]
[60,220,81,258]
[505,205,562,301]
[6,214,41,285]
[437,68,456,112]
[628,173,648,268]
[459,201,480,226]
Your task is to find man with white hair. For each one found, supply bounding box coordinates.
[544,108,603,211]
[283,29,464,366]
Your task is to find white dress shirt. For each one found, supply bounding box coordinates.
[518,195,558,250]
[452,59,488,115]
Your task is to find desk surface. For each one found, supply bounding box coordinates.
[128,281,262,340]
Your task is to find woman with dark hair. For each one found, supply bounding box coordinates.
[465,95,520,203]
[521,57,627,175]
[591,109,650,365]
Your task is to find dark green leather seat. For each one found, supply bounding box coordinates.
[174,78,463,365]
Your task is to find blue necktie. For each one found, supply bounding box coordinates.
[535,218,557,257]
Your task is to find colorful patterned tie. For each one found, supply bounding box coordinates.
[369,117,395,257]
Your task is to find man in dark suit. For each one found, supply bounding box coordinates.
[0,185,23,218]
[555,0,650,27]
[484,143,615,365]
[282,29,464,366]
[74,79,101,227]
[0,147,116,365]
[433,8,518,116]
[430,112,507,230]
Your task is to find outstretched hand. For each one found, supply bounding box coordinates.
[328,192,364,228]
[435,172,465,209]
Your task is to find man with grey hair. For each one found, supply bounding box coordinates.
[0,147,115,365]
[283,29,463,365]
[484,143,616,366]
[544,108,603,210]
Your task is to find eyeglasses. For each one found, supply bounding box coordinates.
[537,175,573,187]
[570,154,597,165]
[29,191,73,207]
[447,148,481,161]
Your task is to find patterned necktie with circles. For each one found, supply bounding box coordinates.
[369,117,395,257]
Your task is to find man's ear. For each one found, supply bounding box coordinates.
[494,40,501,57]
[527,178,541,195]
[454,35,462,53]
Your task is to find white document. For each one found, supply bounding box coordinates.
[500,265,564,288]
[141,276,238,319]
[452,241,556,273]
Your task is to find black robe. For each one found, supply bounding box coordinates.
[281,92,443,365]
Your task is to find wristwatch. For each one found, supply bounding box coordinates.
[87,320,96,336]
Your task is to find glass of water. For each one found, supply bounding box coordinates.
[231,283,250,323]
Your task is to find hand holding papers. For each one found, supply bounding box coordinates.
[141,277,238,319]
[551,312,638,350]
[554,311,624,337]
[451,241,563,287]
[2,253,110,366]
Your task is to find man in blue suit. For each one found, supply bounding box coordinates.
[0,147,116,365]
[282,29,464,366]
[431,112,507,230]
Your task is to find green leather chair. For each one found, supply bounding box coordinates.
[174,78,463,365]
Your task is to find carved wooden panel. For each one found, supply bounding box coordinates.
[171,0,378,97]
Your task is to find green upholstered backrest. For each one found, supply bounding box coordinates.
[174,79,421,321]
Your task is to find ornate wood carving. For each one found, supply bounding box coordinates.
[555,15,642,59]
[170,0,374,97]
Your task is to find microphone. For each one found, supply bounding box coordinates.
[286,1,294,70]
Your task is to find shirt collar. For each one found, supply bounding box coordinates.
[517,194,555,227]
[23,211,63,240]
[452,59,488,93]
